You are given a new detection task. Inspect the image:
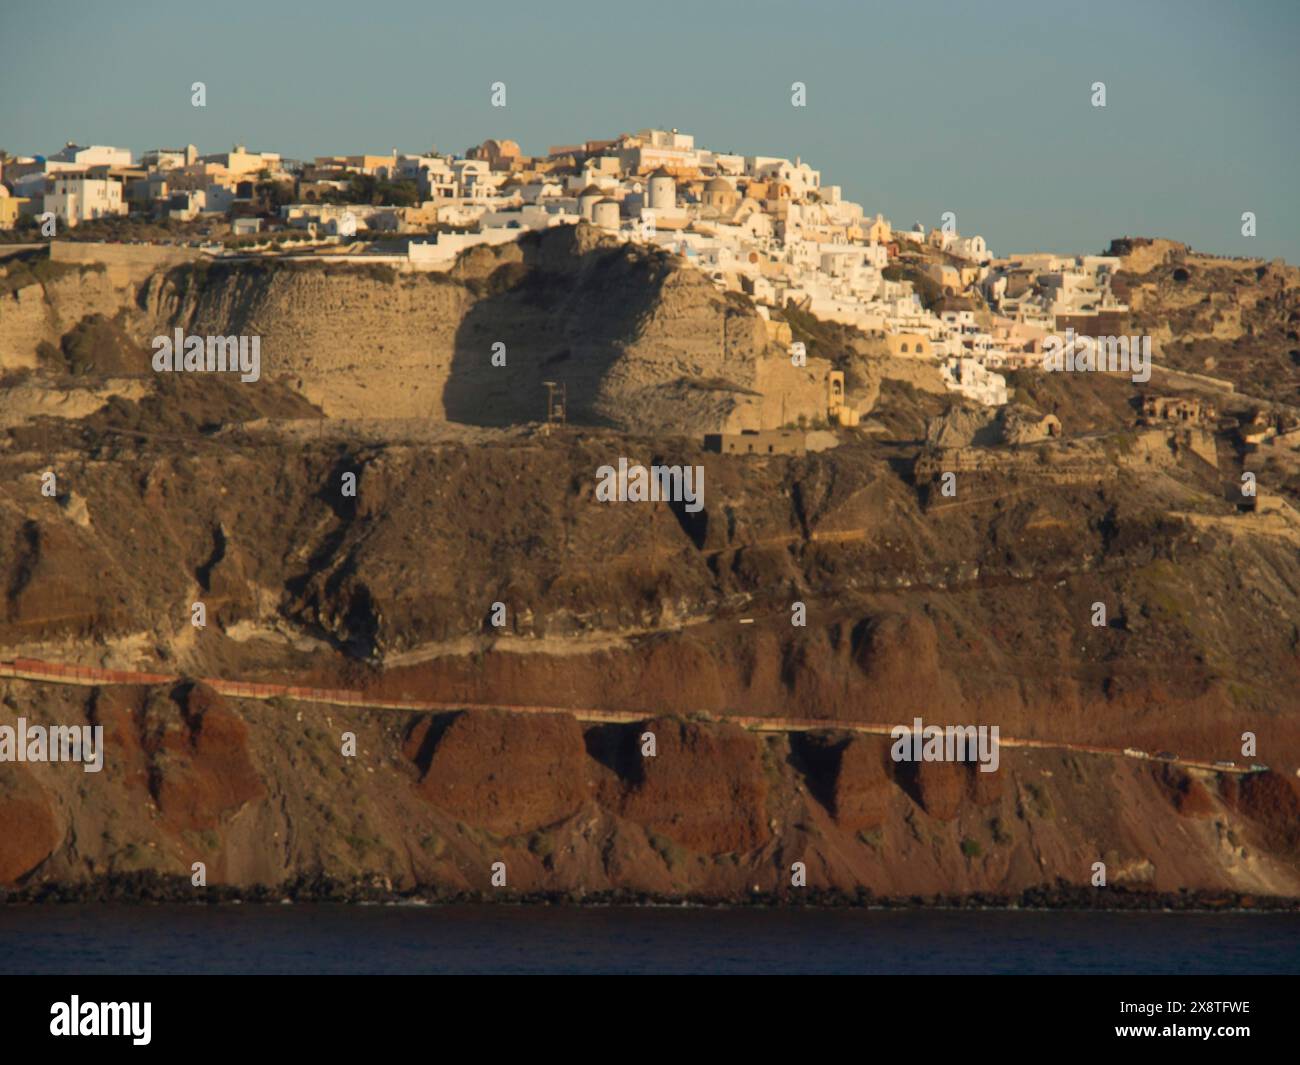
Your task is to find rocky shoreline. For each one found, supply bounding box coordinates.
[5,873,1299,912]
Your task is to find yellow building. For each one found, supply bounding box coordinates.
[885,333,934,358]
[925,262,963,294]
[864,213,891,244]
[312,154,394,177]
[201,146,281,178]
[0,192,29,230]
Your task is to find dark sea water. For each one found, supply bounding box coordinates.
[1,905,1298,974]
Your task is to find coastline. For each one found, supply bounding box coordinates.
[5,873,1299,912]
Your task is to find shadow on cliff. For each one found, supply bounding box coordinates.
[165,260,275,340]
[583,722,645,784]
[282,448,380,660]
[442,226,672,428]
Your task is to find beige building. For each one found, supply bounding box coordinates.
[863,213,891,243]
[702,175,739,213]
[471,139,522,169]
[204,145,281,178]
[886,333,935,358]
[925,261,964,294]
[705,428,808,456]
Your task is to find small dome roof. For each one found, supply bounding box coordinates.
[579,184,603,197]
[648,167,674,180]
[704,176,733,192]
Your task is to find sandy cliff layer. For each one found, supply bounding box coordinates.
[4,227,788,433]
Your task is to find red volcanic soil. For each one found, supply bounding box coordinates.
[407,710,592,836]
[0,777,60,883]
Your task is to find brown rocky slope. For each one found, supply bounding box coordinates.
[1,235,1299,902]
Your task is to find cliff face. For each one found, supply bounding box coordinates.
[2,233,1300,902]
[5,226,782,433]
[1111,237,1300,406]
[3,419,1300,899]
[0,263,129,369]
[5,681,1299,899]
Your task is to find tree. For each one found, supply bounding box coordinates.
[255,181,292,210]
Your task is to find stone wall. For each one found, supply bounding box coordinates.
[50,240,203,286]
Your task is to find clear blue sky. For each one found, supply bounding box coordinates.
[3,0,1297,262]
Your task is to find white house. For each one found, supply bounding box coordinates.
[143,145,197,170]
[942,356,1007,406]
[326,211,357,237]
[407,228,522,270]
[167,189,205,221]
[49,143,133,168]
[952,234,991,263]
[202,183,236,214]
[45,172,127,226]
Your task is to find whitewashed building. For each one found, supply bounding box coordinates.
[45,172,127,226]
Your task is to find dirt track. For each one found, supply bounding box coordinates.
[0,656,1274,777]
